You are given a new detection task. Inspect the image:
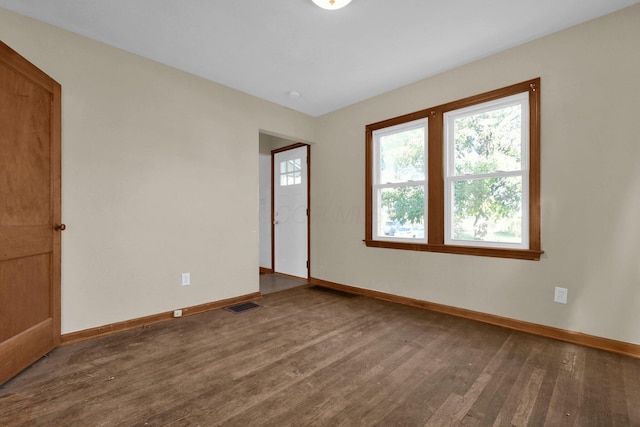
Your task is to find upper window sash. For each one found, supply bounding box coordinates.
[444,93,530,176]
[372,119,427,185]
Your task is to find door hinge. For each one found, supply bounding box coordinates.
[306,260,309,269]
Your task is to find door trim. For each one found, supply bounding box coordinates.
[271,143,310,279]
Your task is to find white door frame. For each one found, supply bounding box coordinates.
[272,143,310,279]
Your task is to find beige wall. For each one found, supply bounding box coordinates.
[258,133,300,155]
[2,4,639,345]
[312,4,640,345]
[0,8,315,333]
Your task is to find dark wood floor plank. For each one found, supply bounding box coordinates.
[1,278,639,426]
[621,356,640,425]
[480,337,549,426]
[425,330,534,426]
[139,308,378,422]
[601,356,630,426]
[317,325,460,425]
[579,348,615,426]
[426,372,492,426]
[543,346,586,425]
[142,297,398,424]
[327,306,500,426]
[4,293,358,424]
[473,337,532,423]
[227,319,428,425]
[510,367,546,425]
[374,321,510,426]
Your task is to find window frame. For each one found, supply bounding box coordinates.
[371,118,428,242]
[365,78,542,260]
[444,92,530,250]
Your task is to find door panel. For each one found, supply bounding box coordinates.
[0,65,51,225]
[0,41,61,385]
[0,255,51,342]
[273,145,308,279]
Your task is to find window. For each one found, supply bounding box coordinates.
[365,79,542,260]
[280,158,302,186]
[444,93,529,249]
[372,119,427,241]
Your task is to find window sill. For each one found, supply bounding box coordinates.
[363,240,543,261]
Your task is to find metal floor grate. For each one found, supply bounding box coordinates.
[224,301,261,314]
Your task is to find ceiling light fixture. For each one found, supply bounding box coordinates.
[312,0,352,10]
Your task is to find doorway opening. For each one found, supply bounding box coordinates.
[258,133,310,294]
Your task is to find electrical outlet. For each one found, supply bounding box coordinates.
[173,309,182,317]
[554,287,568,304]
[181,272,190,286]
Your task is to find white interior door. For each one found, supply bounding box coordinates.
[273,145,308,278]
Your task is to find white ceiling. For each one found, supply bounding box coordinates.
[1,0,638,116]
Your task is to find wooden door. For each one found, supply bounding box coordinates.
[0,41,62,385]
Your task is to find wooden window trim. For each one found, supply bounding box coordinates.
[365,78,543,261]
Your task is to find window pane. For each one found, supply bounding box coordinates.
[280,171,302,186]
[379,128,425,184]
[378,186,425,238]
[451,176,522,243]
[453,104,522,175]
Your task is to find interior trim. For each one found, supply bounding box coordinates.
[60,292,262,346]
[363,240,543,260]
[308,277,640,359]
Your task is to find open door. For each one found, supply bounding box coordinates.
[0,41,62,385]
[273,144,309,279]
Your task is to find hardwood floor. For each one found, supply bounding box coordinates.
[1,281,639,426]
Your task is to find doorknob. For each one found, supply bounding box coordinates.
[55,224,66,231]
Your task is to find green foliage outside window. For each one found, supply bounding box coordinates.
[452,106,523,241]
[379,105,523,240]
[379,126,425,226]
[381,186,424,225]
